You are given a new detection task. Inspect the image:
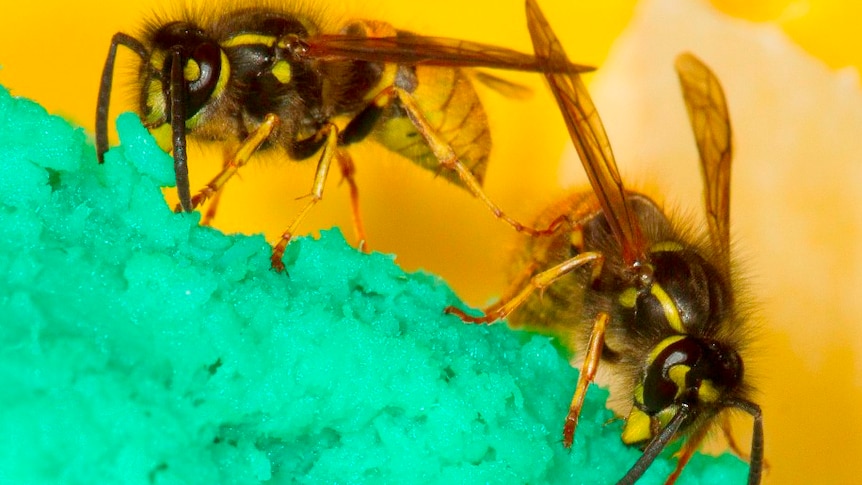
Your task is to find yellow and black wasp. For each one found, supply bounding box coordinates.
[95,1,592,270]
[447,1,764,483]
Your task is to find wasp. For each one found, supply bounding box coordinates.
[447,1,764,483]
[95,1,593,270]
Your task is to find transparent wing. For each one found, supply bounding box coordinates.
[469,70,533,100]
[302,34,595,73]
[525,0,647,265]
[675,52,733,269]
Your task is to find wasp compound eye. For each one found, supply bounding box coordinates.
[150,23,222,120]
[182,41,222,116]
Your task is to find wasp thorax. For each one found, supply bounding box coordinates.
[642,336,743,414]
[144,22,223,122]
[623,246,731,337]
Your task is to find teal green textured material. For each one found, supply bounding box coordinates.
[0,85,748,484]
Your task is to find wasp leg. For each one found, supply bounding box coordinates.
[334,150,369,252]
[445,251,604,324]
[481,262,540,319]
[662,420,712,485]
[199,142,252,226]
[198,146,235,226]
[389,86,565,238]
[175,113,280,214]
[270,123,340,271]
[200,169,226,226]
[96,33,148,165]
[563,311,608,447]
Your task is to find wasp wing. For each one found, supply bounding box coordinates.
[469,70,533,100]
[302,34,595,73]
[675,53,733,270]
[525,0,647,265]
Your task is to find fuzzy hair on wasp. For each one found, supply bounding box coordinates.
[446,1,764,483]
[94,1,593,270]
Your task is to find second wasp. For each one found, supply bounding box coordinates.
[96,1,591,269]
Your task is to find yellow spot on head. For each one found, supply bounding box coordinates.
[184,59,200,82]
[622,408,653,444]
[272,60,292,84]
[148,124,173,152]
[668,365,690,393]
[655,407,677,428]
[144,80,166,124]
[698,379,720,403]
[149,50,166,71]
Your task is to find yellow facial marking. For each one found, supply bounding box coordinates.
[184,59,200,82]
[148,124,173,152]
[272,60,292,84]
[144,80,166,124]
[655,407,677,428]
[698,379,720,403]
[622,408,653,444]
[648,335,686,365]
[668,364,690,393]
[149,50,166,71]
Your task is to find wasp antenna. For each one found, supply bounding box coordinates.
[726,399,764,485]
[169,48,193,212]
[96,33,148,164]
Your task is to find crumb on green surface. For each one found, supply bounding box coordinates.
[0,84,748,484]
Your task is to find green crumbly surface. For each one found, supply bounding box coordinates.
[0,84,748,484]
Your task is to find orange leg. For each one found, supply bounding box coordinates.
[563,312,608,447]
[334,150,369,252]
[390,86,566,238]
[664,423,712,485]
[199,144,237,226]
[200,185,225,226]
[271,123,339,271]
[446,251,604,324]
[481,262,540,319]
[175,113,280,215]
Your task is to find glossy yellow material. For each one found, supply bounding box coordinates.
[621,404,652,444]
[0,1,858,483]
[651,282,685,333]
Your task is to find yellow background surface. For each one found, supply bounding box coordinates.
[1,0,860,483]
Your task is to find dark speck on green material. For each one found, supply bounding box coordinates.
[0,84,748,484]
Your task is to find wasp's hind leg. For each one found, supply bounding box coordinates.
[382,86,565,238]
[333,150,369,251]
[445,250,604,324]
